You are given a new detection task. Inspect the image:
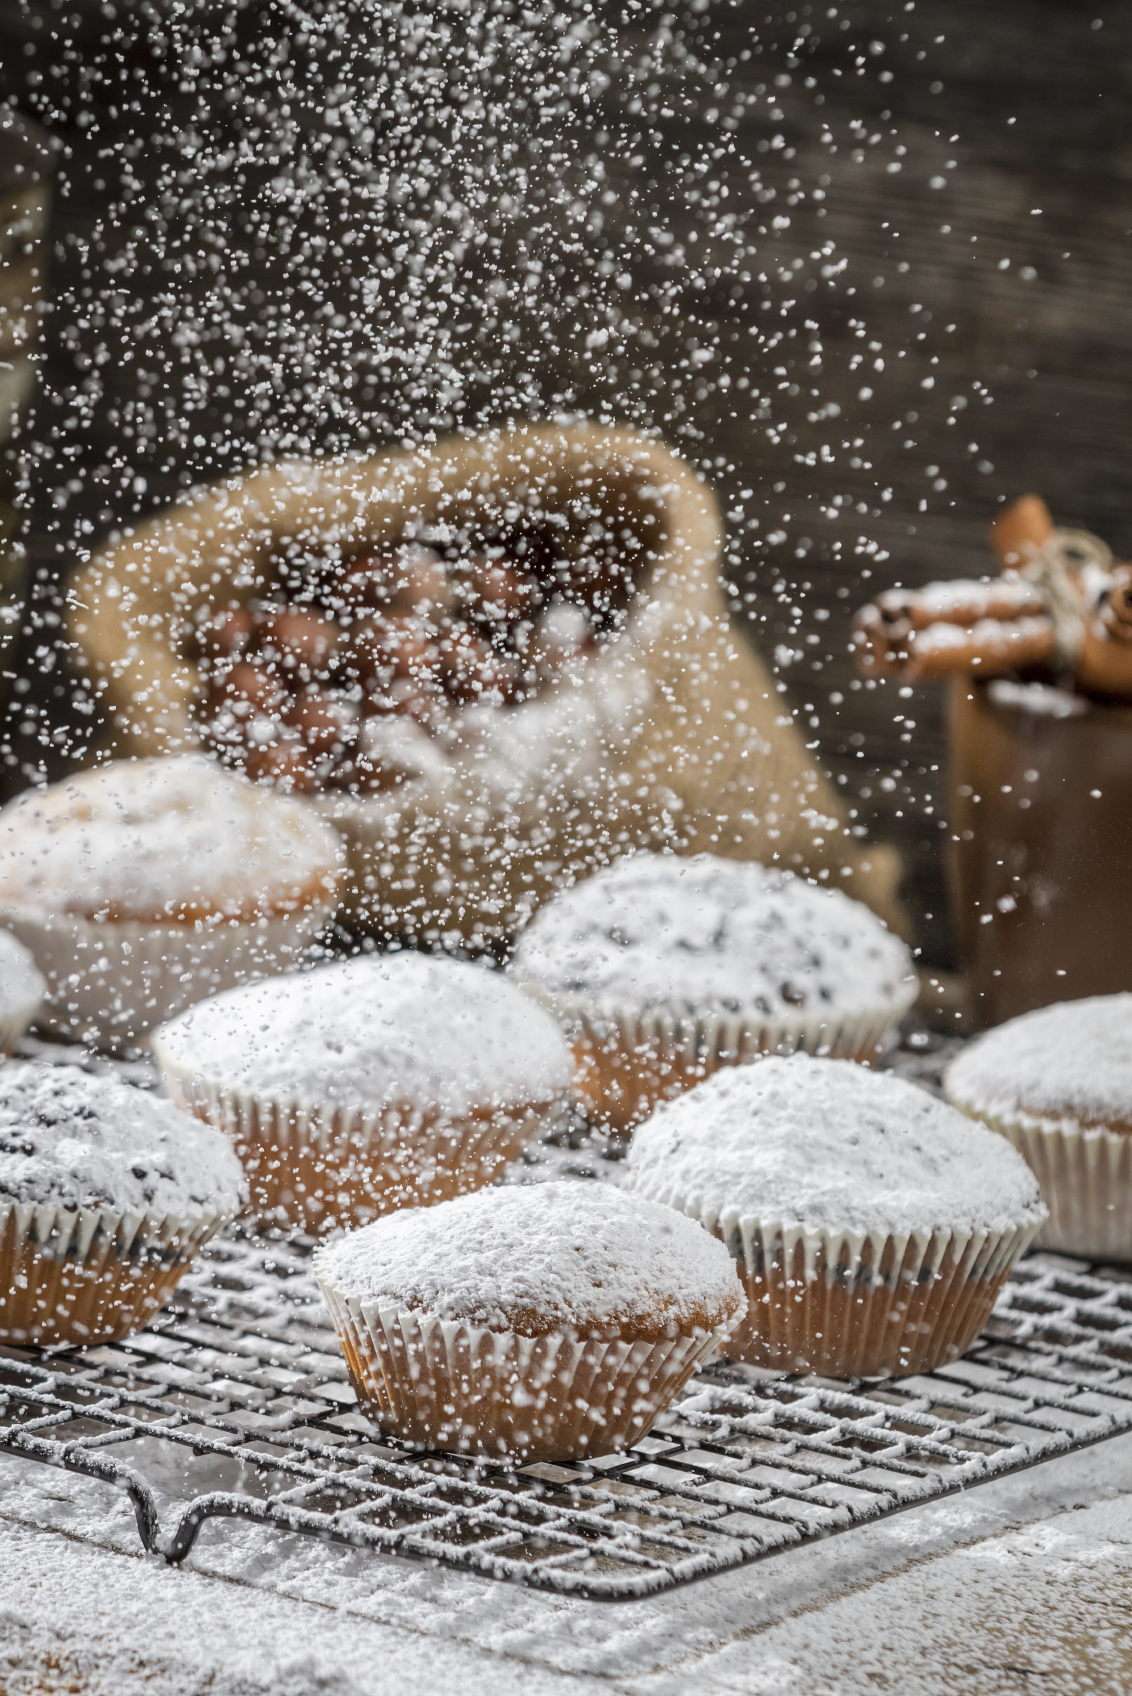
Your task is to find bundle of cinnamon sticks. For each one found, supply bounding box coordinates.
[853,496,1132,699]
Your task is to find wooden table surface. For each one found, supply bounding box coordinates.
[3,1424,1131,1694]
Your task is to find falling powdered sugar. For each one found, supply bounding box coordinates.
[624,1054,1045,1238]
[151,952,574,1117]
[945,994,1132,1133]
[507,852,915,1020]
[315,1179,742,1337]
[0,1062,246,1218]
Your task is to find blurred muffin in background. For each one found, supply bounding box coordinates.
[0,755,343,1050]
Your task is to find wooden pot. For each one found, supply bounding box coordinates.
[949,677,1132,1025]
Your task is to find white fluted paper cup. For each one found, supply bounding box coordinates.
[672,1208,1040,1379]
[152,1050,561,1235]
[2,897,335,1052]
[0,930,45,1055]
[946,1106,1132,1261]
[316,1270,738,1461]
[518,987,916,1133]
[0,1195,237,1347]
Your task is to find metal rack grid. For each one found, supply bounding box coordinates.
[4,1233,1132,1601]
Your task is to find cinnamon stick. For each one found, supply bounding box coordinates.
[853,498,1132,700]
[852,604,904,676]
[853,609,1056,683]
[873,576,1045,632]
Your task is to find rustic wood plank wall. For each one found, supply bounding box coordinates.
[1,0,1128,965]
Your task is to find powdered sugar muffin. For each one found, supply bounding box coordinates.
[0,932,45,1054]
[624,1055,1045,1378]
[508,853,916,1129]
[314,1180,744,1459]
[151,952,574,1233]
[0,1062,246,1346]
[0,755,343,1048]
[945,995,1132,1257]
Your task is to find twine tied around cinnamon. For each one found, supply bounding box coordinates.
[853,496,1132,699]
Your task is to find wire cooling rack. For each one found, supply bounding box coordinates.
[5,1232,1132,1601]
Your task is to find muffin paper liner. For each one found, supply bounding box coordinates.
[651,1192,1040,1378]
[314,1255,743,1462]
[953,1104,1132,1260]
[1,898,336,1051]
[0,983,45,1057]
[0,1195,234,1347]
[152,1043,564,1234]
[514,978,918,1130]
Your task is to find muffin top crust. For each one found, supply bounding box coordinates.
[0,930,46,1019]
[0,755,343,925]
[507,852,915,1022]
[624,1054,1045,1238]
[0,1061,247,1217]
[314,1179,744,1340]
[945,994,1132,1135]
[151,952,574,1117]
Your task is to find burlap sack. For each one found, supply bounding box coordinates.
[67,423,903,943]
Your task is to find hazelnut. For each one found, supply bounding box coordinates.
[479,657,521,705]
[437,627,518,701]
[334,552,398,611]
[469,556,536,623]
[328,753,409,795]
[206,661,286,719]
[191,604,254,663]
[254,608,339,681]
[244,738,319,793]
[283,692,359,756]
[562,543,617,596]
[346,615,441,686]
[362,674,446,724]
[337,544,451,618]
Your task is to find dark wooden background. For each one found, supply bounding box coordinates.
[2,0,1129,967]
